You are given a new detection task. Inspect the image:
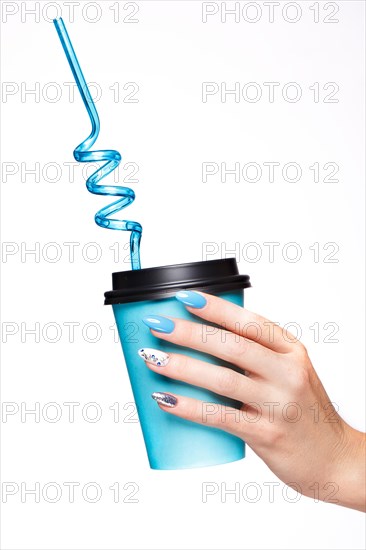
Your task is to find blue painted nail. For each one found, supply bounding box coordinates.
[142,315,175,334]
[176,290,207,309]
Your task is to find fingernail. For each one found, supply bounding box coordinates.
[176,290,207,309]
[142,315,175,334]
[151,392,177,408]
[138,348,170,367]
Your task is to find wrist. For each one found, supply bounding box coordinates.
[331,423,366,512]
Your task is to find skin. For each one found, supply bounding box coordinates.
[143,291,366,512]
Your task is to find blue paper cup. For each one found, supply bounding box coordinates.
[104,259,251,470]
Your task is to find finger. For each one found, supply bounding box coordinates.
[142,314,281,377]
[151,391,259,440]
[138,348,261,402]
[176,290,296,353]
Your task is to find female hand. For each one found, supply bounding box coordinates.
[140,290,366,512]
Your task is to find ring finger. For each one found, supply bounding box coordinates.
[138,347,261,403]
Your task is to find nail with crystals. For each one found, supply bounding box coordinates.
[151,392,177,408]
[138,348,170,367]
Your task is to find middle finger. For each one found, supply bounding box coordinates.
[142,315,280,377]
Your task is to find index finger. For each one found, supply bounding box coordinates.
[175,290,295,353]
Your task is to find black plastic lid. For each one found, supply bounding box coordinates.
[104,258,251,305]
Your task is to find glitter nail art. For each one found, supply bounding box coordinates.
[138,348,169,367]
[151,392,177,408]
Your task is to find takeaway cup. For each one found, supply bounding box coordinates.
[104,259,251,469]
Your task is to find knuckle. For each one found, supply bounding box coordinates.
[253,417,284,448]
[289,366,311,394]
[295,341,308,358]
[265,425,284,447]
[189,399,216,423]
[172,353,189,376]
[241,316,262,339]
[224,334,248,360]
[200,402,222,426]
[243,419,283,449]
[177,319,195,344]
[184,398,199,419]
[282,326,300,344]
[216,368,240,396]
[282,343,312,395]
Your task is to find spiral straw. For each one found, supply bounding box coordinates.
[53,18,142,270]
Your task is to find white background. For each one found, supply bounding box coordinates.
[1,1,365,549]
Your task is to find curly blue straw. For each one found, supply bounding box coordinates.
[53,18,142,270]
